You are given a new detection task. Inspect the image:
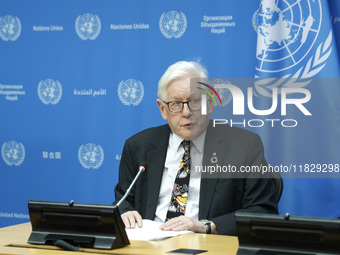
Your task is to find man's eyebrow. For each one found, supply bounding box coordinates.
[168,97,190,101]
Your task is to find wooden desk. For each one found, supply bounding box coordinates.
[0,223,239,255]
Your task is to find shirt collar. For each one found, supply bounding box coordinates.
[170,131,206,154]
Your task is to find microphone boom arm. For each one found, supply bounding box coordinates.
[116,166,145,207]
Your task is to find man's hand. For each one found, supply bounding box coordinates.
[159,216,220,234]
[121,211,143,229]
[159,216,205,233]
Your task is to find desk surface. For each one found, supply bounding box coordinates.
[0,222,239,255]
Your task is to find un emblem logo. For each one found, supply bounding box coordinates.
[38,79,62,105]
[159,11,187,39]
[118,79,144,106]
[1,141,25,166]
[78,143,104,169]
[209,79,233,106]
[252,0,332,96]
[0,15,21,41]
[75,13,101,40]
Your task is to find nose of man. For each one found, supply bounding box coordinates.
[182,102,191,117]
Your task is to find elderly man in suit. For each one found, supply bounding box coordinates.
[114,60,278,235]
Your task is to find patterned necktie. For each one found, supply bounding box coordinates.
[165,140,191,221]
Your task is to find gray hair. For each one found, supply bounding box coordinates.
[157,61,208,101]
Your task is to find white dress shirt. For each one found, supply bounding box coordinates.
[154,131,206,223]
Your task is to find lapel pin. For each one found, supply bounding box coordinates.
[211,152,218,164]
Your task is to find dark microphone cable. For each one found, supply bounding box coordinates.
[54,239,85,252]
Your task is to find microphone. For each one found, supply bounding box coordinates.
[116,163,147,207]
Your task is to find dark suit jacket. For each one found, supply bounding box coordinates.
[114,121,278,235]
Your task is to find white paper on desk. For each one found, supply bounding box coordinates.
[125,219,193,241]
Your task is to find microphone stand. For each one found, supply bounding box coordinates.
[116,165,146,207]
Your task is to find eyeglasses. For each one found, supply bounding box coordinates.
[163,99,201,113]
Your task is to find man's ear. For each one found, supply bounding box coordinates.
[208,97,214,114]
[156,99,168,121]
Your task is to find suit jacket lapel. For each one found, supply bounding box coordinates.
[144,125,170,219]
[199,122,226,219]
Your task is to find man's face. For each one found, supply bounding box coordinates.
[157,77,213,140]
